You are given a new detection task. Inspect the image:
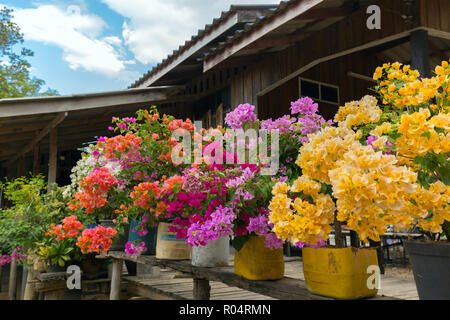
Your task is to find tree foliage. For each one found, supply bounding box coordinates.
[0,7,58,98]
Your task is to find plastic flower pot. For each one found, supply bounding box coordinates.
[155,222,191,260]
[128,220,158,255]
[404,240,450,300]
[192,236,230,267]
[234,235,284,280]
[302,247,378,299]
[99,220,130,252]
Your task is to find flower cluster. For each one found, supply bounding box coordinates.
[46,215,84,241]
[0,247,26,267]
[124,241,147,256]
[185,205,235,246]
[68,167,118,214]
[224,103,257,129]
[76,225,117,254]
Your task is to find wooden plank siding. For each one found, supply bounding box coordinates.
[224,0,434,118]
[155,0,449,121]
[420,0,450,32]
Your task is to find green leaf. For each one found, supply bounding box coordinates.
[231,236,250,252]
[420,132,431,140]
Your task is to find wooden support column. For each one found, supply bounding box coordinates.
[193,278,210,300]
[20,267,28,300]
[8,260,17,300]
[110,259,123,300]
[23,271,38,300]
[410,29,430,78]
[47,128,57,191]
[17,156,25,177]
[32,142,40,176]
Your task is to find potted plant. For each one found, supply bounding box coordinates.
[269,91,425,299]
[222,98,330,280]
[371,60,450,299]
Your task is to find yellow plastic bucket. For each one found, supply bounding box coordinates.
[302,247,379,299]
[234,235,284,280]
[155,222,191,260]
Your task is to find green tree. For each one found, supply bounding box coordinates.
[0,6,58,98]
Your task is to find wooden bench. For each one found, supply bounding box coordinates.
[103,252,400,301]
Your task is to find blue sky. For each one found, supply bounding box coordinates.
[4,0,280,95]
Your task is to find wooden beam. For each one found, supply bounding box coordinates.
[410,29,430,77]
[203,0,324,72]
[246,33,308,50]
[257,27,426,97]
[347,72,377,83]
[9,112,67,164]
[291,6,354,20]
[193,278,211,300]
[47,128,57,190]
[0,87,175,118]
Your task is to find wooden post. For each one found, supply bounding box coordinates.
[20,266,28,299]
[23,270,38,300]
[17,156,25,177]
[47,128,57,191]
[110,259,123,300]
[410,29,430,78]
[0,265,2,292]
[8,260,17,300]
[193,278,210,300]
[32,142,40,176]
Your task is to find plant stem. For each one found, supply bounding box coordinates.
[334,213,344,248]
[443,221,450,242]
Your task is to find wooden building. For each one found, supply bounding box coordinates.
[0,0,448,183]
[132,0,450,124]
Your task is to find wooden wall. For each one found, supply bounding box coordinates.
[419,0,450,32]
[228,0,420,118]
[257,51,382,121]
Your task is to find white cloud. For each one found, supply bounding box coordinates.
[12,4,132,77]
[101,0,280,65]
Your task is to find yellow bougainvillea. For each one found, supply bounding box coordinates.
[269,180,335,245]
[404,182,450,234]
[270,95,420,244]
[396,108,450,162]
[270,60,450,246]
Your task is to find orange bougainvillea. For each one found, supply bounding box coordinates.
[99,133,142,161]
[68,167,118,214]
[46,215,84,241]
[76,225,118,254]
[130,181,162,210]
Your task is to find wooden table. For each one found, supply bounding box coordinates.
[103,252,399,301]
